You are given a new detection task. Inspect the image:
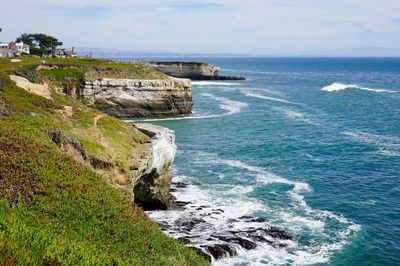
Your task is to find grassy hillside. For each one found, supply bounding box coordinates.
[0,60,208,265]
[0,57,166,78]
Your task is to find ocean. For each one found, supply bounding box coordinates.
[137,58,400,265]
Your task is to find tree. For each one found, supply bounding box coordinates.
[16,33,63,56]
[16,33,34,46]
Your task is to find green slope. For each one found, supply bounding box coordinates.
[0,61,208,265]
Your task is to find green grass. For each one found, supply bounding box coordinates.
[0,57,167,80]
[0,64,208,265]
[38,67,86,81]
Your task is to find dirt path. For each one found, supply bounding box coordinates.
[94,114,104,127]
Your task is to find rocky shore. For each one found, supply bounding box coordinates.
[143,62,245,81]
[148,180,293,262]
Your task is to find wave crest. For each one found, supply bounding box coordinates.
[321,82,397,93]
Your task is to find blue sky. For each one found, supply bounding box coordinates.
[2,0,400,56]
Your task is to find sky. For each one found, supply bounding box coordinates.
[1,0,400,56]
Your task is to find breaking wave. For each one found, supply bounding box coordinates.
[321,83,397,93]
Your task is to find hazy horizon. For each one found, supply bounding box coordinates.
[2,0,400,56]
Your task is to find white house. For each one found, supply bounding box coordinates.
[0,48,19,58]
[0,41,30,55]
[15,42,30,54]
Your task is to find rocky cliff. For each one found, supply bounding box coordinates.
[144,62,245,80]
[82,77,193,118]
[132,123,177,210]
[6,63,185,208]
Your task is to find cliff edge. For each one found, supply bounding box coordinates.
[142,61,245,80]
[83,77,192,118]
[10,61,193,118]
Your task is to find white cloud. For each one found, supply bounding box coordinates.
[1,0,399,55]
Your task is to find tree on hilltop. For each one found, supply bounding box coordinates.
[16,33,63,56]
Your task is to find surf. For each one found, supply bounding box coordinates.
[240,89,294,104]
[321,82,397,93]
[148,150,360,265]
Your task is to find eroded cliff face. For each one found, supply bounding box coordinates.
[147,62,220,79]
[145,62,245,80]
[82,77,193,118]
[46,122,177,210]
[132,123,177,210]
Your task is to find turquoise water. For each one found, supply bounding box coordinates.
[144,58,400,265]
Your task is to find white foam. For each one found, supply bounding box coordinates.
[148,153,360,265]
[343,130,400,156]
[202,93,248,115]
[135,124,176,171]
[240,89,294,104]
[216,158,311,193]
[343,131,400,143]
[275,107,318,125]
[321,82,397,93]
[192,81,242,86]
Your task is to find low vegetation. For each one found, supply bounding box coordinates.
[0,57,167,79]
[0,61,208,265]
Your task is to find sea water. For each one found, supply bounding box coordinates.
[138,58,400,265]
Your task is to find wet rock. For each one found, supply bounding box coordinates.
[173,201,191,208]
[191,247,213,262]
[237,237,257,250]
[175,218,205,230]
[239,215,267,223]
[264,227,292,240]
[214,235,257,250]
[206,244,237,260]
[173,182,188,188]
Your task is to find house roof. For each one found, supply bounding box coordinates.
[0,48,18,54]
[64,51,76,56]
